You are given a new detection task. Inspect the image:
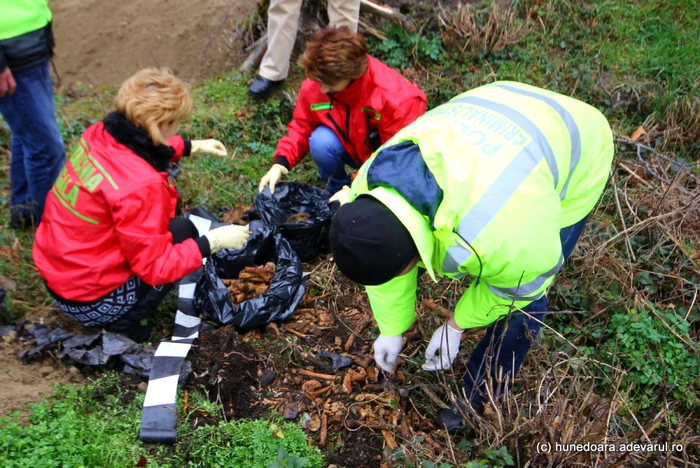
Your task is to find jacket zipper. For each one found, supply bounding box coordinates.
[363,113,372,145]
[325,98,359,163]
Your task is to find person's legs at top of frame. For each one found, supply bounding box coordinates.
[248,0,360,100]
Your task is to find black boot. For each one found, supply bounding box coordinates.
[248,76,284,100]
[10,210,37,230]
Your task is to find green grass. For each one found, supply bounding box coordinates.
[0,375,323,468]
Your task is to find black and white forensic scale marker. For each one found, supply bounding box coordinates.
[138,214,212,443]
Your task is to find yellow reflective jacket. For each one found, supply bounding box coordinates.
[349,81,614,335]
[0,0,51,41]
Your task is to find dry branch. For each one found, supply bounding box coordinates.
[298,369,338,381]
[239,33,267,73]
[360,0,415,32]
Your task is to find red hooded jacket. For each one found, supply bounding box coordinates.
[33,121,204,301]
[274,56,427,169]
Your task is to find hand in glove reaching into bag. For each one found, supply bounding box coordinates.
[329,185,351,206]
[258,164,289,194]
[191,139,228,157]
[204,225,250,253]
[423,318,464,371]
[373,334,404,373]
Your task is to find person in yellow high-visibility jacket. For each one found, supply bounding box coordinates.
[328,81,614,430]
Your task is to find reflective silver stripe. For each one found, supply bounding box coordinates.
[487,283,544,302]
[453,95,559,187]
[486,255,564,300]
[442,130,544,272]
[492,84,582,200]
[440,95,559,274]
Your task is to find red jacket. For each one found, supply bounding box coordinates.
[33,122,203,301]
[274,56,427,169]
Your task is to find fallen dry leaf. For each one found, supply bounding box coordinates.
[342,373,353,394]
[307,415,321,432]
[302,380,322,393]
[381,429,398,450]
[350,367,366,382]
[344,333,356,351]
[366,366,379,382]
[630,125,647,141]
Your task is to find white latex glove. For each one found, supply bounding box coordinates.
[258,164,289,193]
[422,322,464,371]
[204,225,251,253]
[373,334,404,373]
[191,139,228,157]
[329,185,351,206]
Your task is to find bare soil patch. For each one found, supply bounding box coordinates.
[0,326,85,417]
[51,0,258,87]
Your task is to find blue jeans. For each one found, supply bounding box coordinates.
[462,216,588,413]
[0,61,65,224]
[309,125,359,195]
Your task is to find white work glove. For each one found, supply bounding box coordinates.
[258,164,289,194]
[423,322,464,371]
[191,139,228,157]
[373,334,404,373]
[329,185,351,206]
[204,225,251,253]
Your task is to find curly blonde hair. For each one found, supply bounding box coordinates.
[298,27,368,85]
[115,68,193,145]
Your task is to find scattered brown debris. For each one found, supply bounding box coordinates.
[286,212,312,223]
[221,203,253,225]
[421,299,451,317]
[222,262,276,304]
[319,413,328,448]
[342,373,353,394]
[302,380,322,393]
[307,415,321,432]
[298,369,338,381]
[381,429,398,450]
[343,333,356,351]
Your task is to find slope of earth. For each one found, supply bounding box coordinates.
[51,0,258,86]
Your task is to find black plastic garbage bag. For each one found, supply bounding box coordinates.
[194,224,306,331]
[254,182,336,261]
[19,324,73,364]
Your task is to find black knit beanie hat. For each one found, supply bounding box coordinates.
[330,195,417,286]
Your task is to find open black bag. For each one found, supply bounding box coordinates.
[254,182,336,261]
[193,221,306,331]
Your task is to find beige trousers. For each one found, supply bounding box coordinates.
[259,0,360,81]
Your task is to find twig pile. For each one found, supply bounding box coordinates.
[222,262,276,304]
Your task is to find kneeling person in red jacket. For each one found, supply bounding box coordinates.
[258,26,427,195]
[33,68,250,342]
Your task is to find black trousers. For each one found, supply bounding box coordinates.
[105,218,199,342]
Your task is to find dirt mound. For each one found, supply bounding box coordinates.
[51,0,258,87]
[188,326,265,420]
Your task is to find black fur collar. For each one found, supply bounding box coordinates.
[103,112,174,172]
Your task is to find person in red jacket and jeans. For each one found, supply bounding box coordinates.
[258,26,427,195]
[33,68,251,341]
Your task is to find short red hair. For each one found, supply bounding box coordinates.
[298,26,368,85]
